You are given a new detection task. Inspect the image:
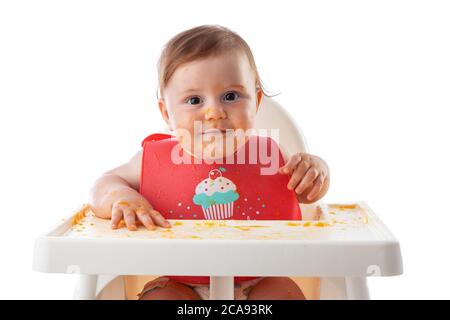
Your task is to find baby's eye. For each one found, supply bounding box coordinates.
[223,91,239,102]
[187,96,202,105]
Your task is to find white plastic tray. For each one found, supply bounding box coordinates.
[33,202,402,277]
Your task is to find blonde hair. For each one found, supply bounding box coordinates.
[156,25,270,99]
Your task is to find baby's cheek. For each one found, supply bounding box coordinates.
[172,110,196,128]
[236,112,255,130]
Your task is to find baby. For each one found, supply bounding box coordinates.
[90,25,330,300]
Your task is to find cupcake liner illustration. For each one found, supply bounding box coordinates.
[193,167,239,219]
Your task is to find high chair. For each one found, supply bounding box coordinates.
[32,98,403,300]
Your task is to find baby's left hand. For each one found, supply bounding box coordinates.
[278,153,330,203]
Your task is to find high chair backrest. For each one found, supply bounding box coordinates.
[254,97,309,158]
[255,98,321,220]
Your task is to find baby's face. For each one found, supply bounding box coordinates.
[159,50,263,159]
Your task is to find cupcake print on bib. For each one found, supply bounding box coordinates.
[193,167,239,219]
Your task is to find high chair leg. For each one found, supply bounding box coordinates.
[74,274,98,300]
[210,276,234,300]
[345,277,370,300]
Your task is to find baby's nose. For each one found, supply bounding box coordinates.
[204,105,227,120]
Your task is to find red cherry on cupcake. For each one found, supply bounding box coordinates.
[209,169,221,180]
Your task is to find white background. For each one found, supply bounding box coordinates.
[1,0,449,299]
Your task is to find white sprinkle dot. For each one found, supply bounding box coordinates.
[244,198,248,201]
[178,202,182,206]
[187,206,190,210]
[256,211,260,214]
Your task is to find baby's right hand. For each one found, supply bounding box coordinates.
[110,188,171,231]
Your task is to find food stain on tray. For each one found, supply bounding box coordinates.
[314,222,331,227]
[71,204,91,226]
[331,204,357,210]
[202,221,228,227]
[231,225,269,231]
[64,203,369,240]
[287,222,302,227]
[287,221,332,227]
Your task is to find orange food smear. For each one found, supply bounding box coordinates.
[288,221,331,227]
[203,221,227,227]
[246,225,268,228]
[314,222,330,227]
[231,225,268,229]
[334,204,357,210]
[135,207,146,214]
[71,204,91,226]
[287,222,302,227]
[118,220,126,228]
[233,226,251,231]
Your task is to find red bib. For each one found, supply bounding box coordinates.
[140,133,302,285]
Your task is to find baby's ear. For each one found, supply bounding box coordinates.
[158,99,171,128]
[255,88,263,112]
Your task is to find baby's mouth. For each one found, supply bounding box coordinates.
[201,128,229,136]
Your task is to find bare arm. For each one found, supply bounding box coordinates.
[89,150,142,219]
[89,150,170,230]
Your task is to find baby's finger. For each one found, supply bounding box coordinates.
[295,167,320,195]
[306,174,325,201]
[278,153,302,175]
[122,206,138,231]
[287,159,310,190]
[135,207,157,230]
[111,206,123,229]
[149,209,171,228]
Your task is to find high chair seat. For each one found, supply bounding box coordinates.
[32,98,403,299]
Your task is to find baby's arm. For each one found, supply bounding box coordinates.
[89,150,171,231]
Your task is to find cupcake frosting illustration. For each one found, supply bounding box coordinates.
[193,167,239,219]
